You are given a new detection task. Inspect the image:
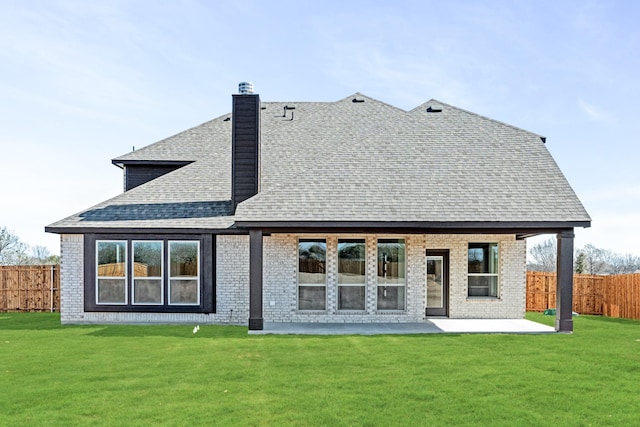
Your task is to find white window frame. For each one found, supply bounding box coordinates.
[132,240,164,306]
[376,238,407,311]
[297,239,327,311]
[168,240,201,306]
[467,242,500,298]
[337,238,367,311]
[96,240,128,305]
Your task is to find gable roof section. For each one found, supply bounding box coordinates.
[46,93,590,233]
[236,95,590,225]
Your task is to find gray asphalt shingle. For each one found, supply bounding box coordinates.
[47,93,590,231]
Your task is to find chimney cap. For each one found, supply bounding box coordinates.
[238,82,254,94]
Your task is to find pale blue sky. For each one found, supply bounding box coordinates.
[1,0,638,256]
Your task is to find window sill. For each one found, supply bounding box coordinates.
[86,305,212,313]
[466,297,501,301]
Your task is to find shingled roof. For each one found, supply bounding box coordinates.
[46,93,590,233]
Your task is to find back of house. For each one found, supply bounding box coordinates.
[46,84,590,332]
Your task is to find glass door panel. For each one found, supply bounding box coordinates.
[426,250,449,317]
[427,256,443,309]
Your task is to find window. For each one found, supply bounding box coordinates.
[133,241,163,305]
[338,239,366,310]
[468,243,499,297]
[377,239,406,310]
[97,241,127,304]
[298,239,327,310]
[87,235,214,313]
[169,241,200,305]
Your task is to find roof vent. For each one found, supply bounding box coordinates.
[238,82,254,94]
[427,104,442,113]
[282,105,295,118]
[352,98,365,103]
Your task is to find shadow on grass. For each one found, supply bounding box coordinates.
[0,313,464,340]
[85,324,248,339]
[528,311,640,327]
[84,326,468,340]
[0,312,248,338]
[0,312,65,330]
[7,312,637,340]
[579,315,640,326]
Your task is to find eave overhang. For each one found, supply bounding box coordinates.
[45,220,591,239]
[111,159,194,169]
[44,226,245,235]
[233,220,591,239]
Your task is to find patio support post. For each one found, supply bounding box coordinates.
[555,229,575,333]
[248,229,264,330]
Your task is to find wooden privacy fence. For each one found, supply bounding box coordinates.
[526,271,640,320]
[0,265,60,312]
[602,274,640,320]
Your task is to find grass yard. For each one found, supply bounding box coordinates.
[1,314,640,426]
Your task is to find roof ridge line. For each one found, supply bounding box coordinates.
[417,99,545,139]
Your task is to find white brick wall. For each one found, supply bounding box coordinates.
[426,234,526,319]
[60,234,85,324]
[263,234,297,321]
[58,232,526,324]
[261,233,525,323]
[59,234,251,325]
[215,235,250,324]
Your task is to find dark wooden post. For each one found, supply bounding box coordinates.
[248,229,264,330]
[555,229,575,333]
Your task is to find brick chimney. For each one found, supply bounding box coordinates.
[231,82,260,212]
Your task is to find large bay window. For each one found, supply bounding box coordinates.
[338,239,366,310]
[298,239,327,310]
[377,239,406,310]
[468,243,499,297]
[86,234,213,313]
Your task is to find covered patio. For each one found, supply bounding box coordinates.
[248,318,556,335]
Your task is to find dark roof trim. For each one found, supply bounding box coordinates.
[44,226,246,235]
[234,220,590,229]
[234,220,590,238]
[111,159,194,168]
[46,220,590,237]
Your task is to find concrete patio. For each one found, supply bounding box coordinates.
[249,318,556,335]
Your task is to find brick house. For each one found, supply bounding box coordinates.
[46,84,590,332]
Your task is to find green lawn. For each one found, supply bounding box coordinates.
[1,314,639,426]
